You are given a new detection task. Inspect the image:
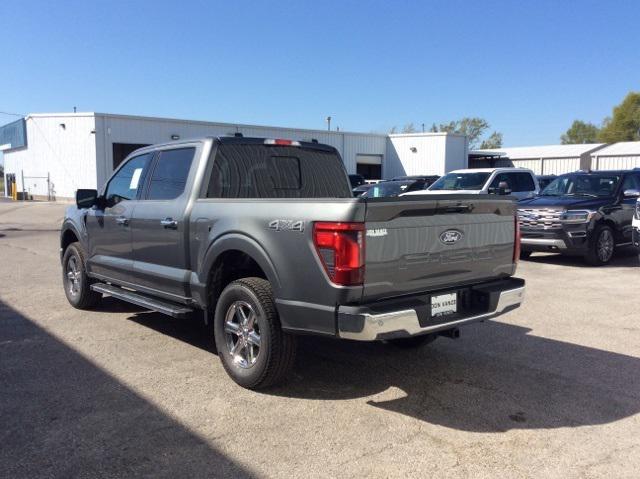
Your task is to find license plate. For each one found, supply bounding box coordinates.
[431,292,457,317]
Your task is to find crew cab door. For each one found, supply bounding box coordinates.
[129,145,197,299]
[616,173,640,241]
[86,152,153,282]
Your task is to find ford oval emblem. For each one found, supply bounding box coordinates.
[439,230,463,245]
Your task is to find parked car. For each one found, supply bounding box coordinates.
[518,169,640,265]
[633,197,640,252]
[403,168,539,200]
[362,179,429,197]
[392,175,440,187]
[352,183,373,197]
[536,175,557,191]
[61,136,525,389]
[348,174,366,188]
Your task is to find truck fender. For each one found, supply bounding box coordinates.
[193,233,282,307]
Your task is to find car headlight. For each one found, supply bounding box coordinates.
[559,210,597,223]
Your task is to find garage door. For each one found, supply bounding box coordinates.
[356,154,383,180]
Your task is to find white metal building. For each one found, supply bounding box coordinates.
[1,113,467,200]
[590,141,640,170]
[473,144,607,175]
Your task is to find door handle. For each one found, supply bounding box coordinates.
[115,216,129,226]
[160,218,178,229]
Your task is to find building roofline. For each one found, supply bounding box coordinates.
[389,132,467,138]
[23,112,388,138]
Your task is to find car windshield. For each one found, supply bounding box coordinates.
[362,181,418,198]
[540,174,620,197]
[429,172,490,191]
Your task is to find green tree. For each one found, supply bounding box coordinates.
[389,126,397,134]
[560,120,600,144]
[480,131,503,149]
[432,117,496,149]
[598,92,640,142]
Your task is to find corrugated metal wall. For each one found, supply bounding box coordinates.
[96,115,387,188]
[3,115,97,199]
[492,157,580,175]
[592,155,640,170]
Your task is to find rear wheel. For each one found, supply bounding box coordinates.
[585,225,615,266]
[388,333,437,349]
[62,242,101,309]
[213,277,296,389]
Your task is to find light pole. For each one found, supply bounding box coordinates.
[326,116,332,131]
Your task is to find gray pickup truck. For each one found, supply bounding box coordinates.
[61,136,525,389]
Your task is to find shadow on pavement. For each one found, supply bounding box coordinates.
[0,300,251,478]
[127,307,640,433]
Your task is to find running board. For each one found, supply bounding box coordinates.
[91,283,194,318]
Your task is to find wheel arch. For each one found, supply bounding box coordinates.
[196,233,282,311]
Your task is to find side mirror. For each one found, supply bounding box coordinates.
[76,189,99,209]
[623,189,640,198]
[489,181,512,195]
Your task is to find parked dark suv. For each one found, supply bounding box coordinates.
[517,169,640,265]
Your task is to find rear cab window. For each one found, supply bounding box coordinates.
[205,142,351,198]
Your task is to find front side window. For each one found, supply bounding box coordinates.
[621,174,640,192]
[105,153,152,205]
[429,172,490,191]
[541,175,620,197]
[147,148,196,200]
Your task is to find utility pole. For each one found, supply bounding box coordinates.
[326,116,332,131]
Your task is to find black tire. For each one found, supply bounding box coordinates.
[388,333,437,349]
[519,250,532,260]
[585,225,615,266]
[62,242,101,309]
[213,277,296,389]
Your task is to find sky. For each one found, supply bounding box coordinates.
[1,0,639,147]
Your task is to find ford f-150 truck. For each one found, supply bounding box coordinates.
[61,136,525,389]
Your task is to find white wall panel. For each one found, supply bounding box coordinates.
[4,115,97,199]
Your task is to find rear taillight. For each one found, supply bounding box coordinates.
[513,215,521,264]
[313,222,365,286]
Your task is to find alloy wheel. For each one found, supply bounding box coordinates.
[224,301,261,369]
[597,229,614,263]
[66,256,81,296]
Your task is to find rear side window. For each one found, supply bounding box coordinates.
[147,148,195,200]
[513,173,536,192]
[490,172,535,192]
[206,144,351,198]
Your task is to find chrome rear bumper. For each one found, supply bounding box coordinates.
[520,237,567,249]
[338,281,525,341]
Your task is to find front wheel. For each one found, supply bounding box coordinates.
[213,277,296,389]
[585,225,615,266]
[62,242,101,309]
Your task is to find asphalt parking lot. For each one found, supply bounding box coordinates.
[1,201,639,478]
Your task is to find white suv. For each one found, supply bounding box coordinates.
[403,168,539,201]
[633,197,640,251]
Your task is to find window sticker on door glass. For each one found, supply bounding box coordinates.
[129,168,143,190]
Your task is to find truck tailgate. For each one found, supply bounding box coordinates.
[362,195,516,302]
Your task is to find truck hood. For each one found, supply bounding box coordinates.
[518,195,609,210]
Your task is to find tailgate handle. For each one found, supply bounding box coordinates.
[441,204,471,213]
